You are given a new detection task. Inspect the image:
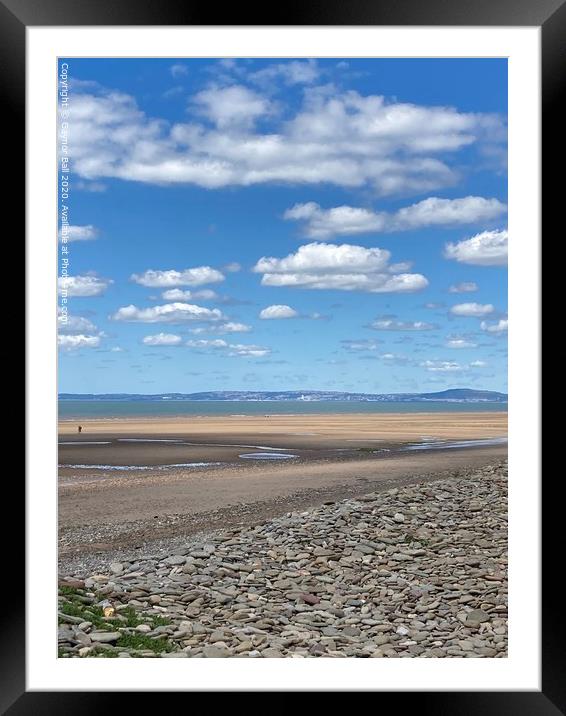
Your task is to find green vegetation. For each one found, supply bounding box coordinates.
[115,632,174,654]
[59,599,108,629]
[58,585,176,656]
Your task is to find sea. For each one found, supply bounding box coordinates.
[59,400,508,419]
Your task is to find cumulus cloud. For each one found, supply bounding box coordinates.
[58,334,101,350]
[253,242,427,294]
[142,333,183,346]
[223,262,241,273]
[341,339,380,352]
[394,197,505,230]
[379,352,411,365]
[161,288,219,301]
[187,338,270,357]
[58,275,112,297]
[421,360,464,373]
[228,343,271,357]
[369,319,437,331]
[59,224,98,242]
[193,85,273,129]
[259,305,298,319]
[449,281,478,293]
[57,309,98,334]
[445,338,478,349]
[65,83,506,195]
[189,322,252,334]
[444,229,508,266]
[481,318,508,334]
[186,338,228,349]
[249,60,319,87]
[284,197,506,238]
[131,267,224,288]
[110,302,224,323]
[170,64,188,78]
[450,302,494,317]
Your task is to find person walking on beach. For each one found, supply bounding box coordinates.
[78,425,82,433]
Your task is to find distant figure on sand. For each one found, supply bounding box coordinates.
[78,425,82,433]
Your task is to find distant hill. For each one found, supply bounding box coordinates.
[59,388,507,403]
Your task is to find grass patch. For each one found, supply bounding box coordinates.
[59,600,110,630]
[59,585,81,597]
[59,587,173,644]
[88,647,120,658]
[115,632,175,654]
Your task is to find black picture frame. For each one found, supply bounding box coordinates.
[10,0,552,709]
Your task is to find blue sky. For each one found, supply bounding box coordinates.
[58,58,508,394]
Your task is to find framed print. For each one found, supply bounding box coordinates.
[10,0,553,708]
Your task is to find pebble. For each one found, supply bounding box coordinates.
[89,631,121,643]
[58,461,507,659]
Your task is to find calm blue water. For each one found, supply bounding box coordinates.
[59,400,507,419]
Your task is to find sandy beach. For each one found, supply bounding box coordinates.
[59,412,507,566]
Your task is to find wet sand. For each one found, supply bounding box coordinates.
[58,412,507,565]
[59,412,507,468]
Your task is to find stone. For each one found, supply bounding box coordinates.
[135,624,152,633]
[465,609,490,626]
[300,593,321,605]
[58,460,508,660]
[164,555,186,566]
[202,645,232,658]
[89,631,121,643]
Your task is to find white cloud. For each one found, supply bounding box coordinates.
[59,224,98,242]
[193,85,273,129]
[142,333,183,346]
[370,319,437,331]
[74,181,106,193]
[445,338,478,349]
[186,338,228,349]
[66,84,506,195]
[450,302,494,317]
[421,360,464,373]
[253,242,428,294]
[481,319,508,334]
[393,197,505,230]
[161,288,218,301]
[470,360,488,367]
[249,60,319,87]
[187,338,270,357]
[189,322,252,334]
[284,196,506,238]
[170,64,188,78]
[449,282,478,293]
[223,262,241,273]
[341,339,380,352]
[58,275,112,297]
[110,302,224,323]
[58,334,101,350]
[131,267,224,288]
[444,229,508,266]
[259,305,298,319]
[379,353,411,365]
[228,343,271,357]
[57,309,98,334]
